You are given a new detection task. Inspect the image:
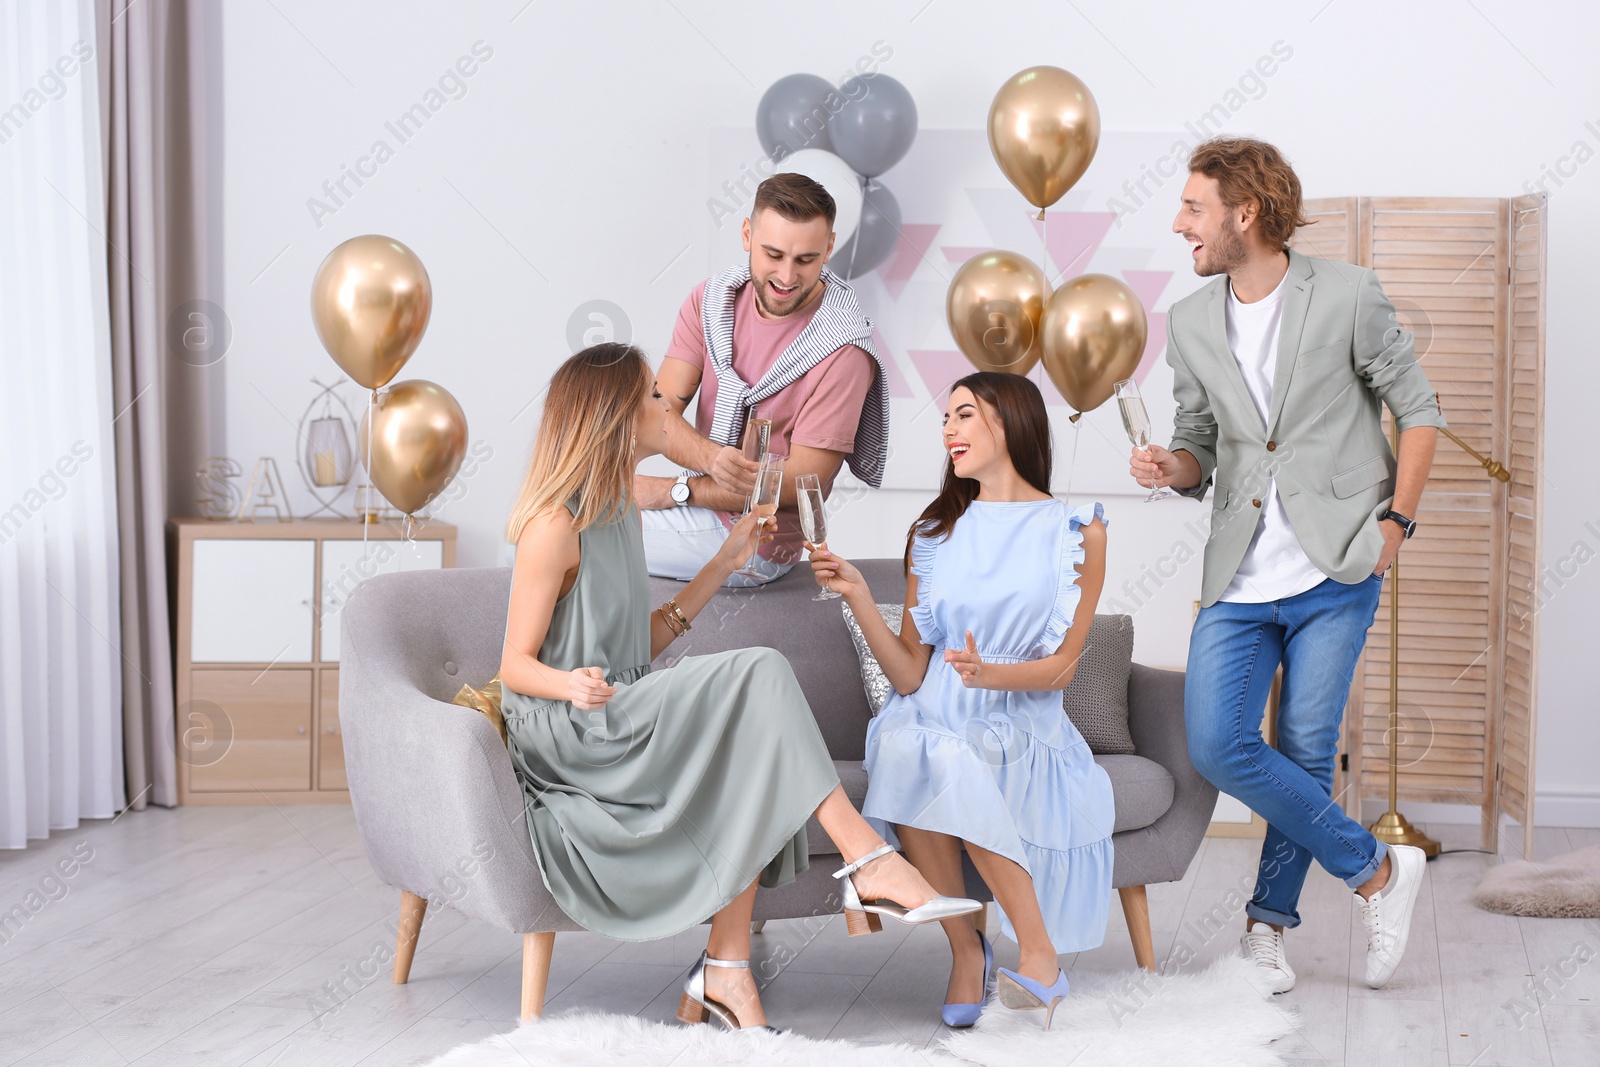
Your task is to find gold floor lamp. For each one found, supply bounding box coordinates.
[1368,396,1510,858]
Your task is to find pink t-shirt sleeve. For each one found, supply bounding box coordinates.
[790,345,877,454]
[662,282,708,370]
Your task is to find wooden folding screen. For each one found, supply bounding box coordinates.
[1292,197,1546,854]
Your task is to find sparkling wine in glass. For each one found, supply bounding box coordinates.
[796,473,839,601]
[1114,377,1170,502]
[741,414,772,462]
[737,455,784,579]
[740,414,771,510]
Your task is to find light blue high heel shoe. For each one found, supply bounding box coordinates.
[941,929,993,1028]
[995,965,1070,1030]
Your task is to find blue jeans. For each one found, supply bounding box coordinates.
[1186,573,1388,928]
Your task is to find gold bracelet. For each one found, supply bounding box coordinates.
[666,598,692,632]
[658,604,686,637]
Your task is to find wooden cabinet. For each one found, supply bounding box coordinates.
[190,540,316,662]
[188,670,313,792]
[318,670,346,792]
[170,518,456,805]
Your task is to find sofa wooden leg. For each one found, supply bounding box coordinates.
[393,890,428,984]
[521,932,556,1021]
[1118,884,1156,971]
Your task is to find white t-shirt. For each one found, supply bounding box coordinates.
[1218,272,1327,603]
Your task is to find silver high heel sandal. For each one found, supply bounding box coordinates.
[676,951,780,1033]
[832,844,984,937]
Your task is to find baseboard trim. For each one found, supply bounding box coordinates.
[1354,792,1600,830]
[1358,799,1486,827]
[1533,788,1600,829]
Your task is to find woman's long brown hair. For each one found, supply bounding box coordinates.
[505,343,651,542]
[903,371,1054,570]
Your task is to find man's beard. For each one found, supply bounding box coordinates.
[1197,217,1247,277]
[751,267,821,318]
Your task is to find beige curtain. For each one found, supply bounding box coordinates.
[97,0,224,809]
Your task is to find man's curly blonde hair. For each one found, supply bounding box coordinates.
[1188,138,1313,249]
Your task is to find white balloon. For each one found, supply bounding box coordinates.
[774,148,863,249]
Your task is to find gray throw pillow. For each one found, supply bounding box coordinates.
[840,602,902,715]
[1062,614,1136,755]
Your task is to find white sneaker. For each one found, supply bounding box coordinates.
[1359,844,1427,988]
[1240,920,1295,994]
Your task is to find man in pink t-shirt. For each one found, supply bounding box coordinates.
[635,173,881,587]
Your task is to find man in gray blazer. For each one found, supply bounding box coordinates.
[1131,138,1444,994]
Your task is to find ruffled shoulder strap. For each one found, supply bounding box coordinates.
[1041,501,1106,652]
[905,528,945,647]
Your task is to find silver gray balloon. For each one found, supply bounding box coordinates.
[829,74,917,178]
[755,73,837,158]
[833,182,901,280]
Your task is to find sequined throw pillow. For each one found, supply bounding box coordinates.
[841,603,903,715]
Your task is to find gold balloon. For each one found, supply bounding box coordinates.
[988,66,1101,216]
[358,380,468,515]
[1039,274,1148,413]
[945,251,1050,375]
[311,235,433,390]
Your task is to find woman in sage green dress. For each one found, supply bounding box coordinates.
[497,343,980,1032]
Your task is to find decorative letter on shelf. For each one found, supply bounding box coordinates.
[237,458,294,523]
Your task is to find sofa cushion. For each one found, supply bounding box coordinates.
[1095,754,1175,833]
[648,561,907,762]
[812,755,1173,855]
[1062,614,1137,755]
[805,760,868,856]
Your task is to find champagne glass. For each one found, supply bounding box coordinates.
[796,473,839,601]
[1114,377,1170,502]
[740,413,771,510]
[736,454,784,579]
[741,412,772,462]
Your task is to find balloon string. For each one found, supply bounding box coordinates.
[364,388,375,554]
[1063,410,1083,507]
[1040,207,1049,284]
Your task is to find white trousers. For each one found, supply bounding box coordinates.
[638,504,792,588]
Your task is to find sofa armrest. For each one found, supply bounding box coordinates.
[339,594,577,935]
[1114,663,1218,888]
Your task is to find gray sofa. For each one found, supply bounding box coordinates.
[339,561,1216,1021]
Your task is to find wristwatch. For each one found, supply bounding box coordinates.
[670,471,692,507]
[1380,509,1417,539]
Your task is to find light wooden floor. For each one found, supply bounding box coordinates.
[0,805,1595,1065]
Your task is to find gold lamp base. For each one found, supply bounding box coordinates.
[1368,810,1440,858]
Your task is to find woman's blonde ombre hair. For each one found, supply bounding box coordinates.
[505,342,652,542]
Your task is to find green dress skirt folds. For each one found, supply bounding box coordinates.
[501,500,840,941]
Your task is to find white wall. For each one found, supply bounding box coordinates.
[218,0,1600,824]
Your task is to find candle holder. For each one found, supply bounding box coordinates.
[295,378,363,520]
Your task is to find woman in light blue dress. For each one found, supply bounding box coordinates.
[807,371,1115,1030]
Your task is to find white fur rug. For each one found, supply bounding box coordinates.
[425,956,1296,1067]
[1474,844,1600,918]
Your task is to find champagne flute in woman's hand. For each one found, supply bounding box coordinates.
[736,455,784,579]
[1114,377,1171,502]
[796,473,839,601]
